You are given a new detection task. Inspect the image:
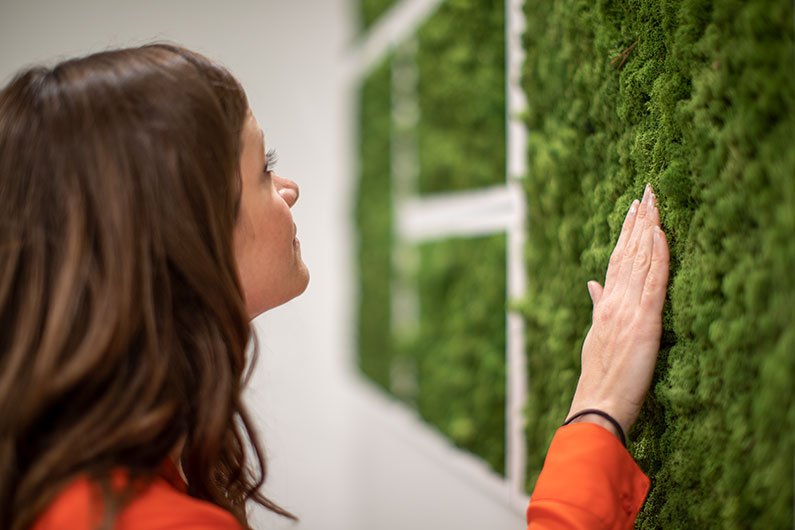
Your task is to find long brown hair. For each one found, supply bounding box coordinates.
[0,44,294,529]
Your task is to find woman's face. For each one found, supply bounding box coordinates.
[234,110,309,317]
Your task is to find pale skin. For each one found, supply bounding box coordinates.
[171,109,309,479]
[567,183,670,439]
[234,110,309,317]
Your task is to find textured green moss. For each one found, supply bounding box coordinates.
[522,0,795,527]
[416,0,506,194]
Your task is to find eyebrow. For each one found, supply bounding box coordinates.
[259,128,266,162]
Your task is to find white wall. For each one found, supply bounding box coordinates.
[0,1,527,528]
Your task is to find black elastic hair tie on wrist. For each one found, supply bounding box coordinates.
[563,409,627,447]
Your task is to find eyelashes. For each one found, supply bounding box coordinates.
[264,148,279,173]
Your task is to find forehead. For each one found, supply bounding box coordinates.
[241,112,264,154]
[242,111,260,140]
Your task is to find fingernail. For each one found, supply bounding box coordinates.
[654,226,662,242]
[629,199,638,215]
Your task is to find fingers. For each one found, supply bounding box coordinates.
[640,224,670,313]
[587,281,603,306]
[605,184,654,296]
[601,183,668,308]
[624,190,660,304]
[603,199,639,294]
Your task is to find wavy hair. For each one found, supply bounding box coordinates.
[0,44,293,529]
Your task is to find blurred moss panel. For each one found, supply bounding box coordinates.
[356,0,508,475]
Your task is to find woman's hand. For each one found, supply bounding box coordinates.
[566,183,670,437]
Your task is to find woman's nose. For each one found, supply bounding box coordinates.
[274,174,299,207]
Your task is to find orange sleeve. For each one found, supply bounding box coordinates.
[526,422,650,530]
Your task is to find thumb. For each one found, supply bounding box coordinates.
[587,281,604,306]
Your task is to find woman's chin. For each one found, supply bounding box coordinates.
[247,270,310,318]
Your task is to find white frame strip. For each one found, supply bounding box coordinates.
[344,0,445,81]
[504,0,529,498]
[397,185,522,242]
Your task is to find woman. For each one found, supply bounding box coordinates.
[0,44,307,530]
[0,44,668,530]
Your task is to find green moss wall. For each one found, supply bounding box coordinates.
[521,0,795,527]
[356,0,508,475]
[357,0,793,525]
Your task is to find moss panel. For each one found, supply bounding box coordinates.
[356,56,393,391]
[359,0,401,31]
[416,0,506,194]
[406,233,507,474]
[522,0,794,527]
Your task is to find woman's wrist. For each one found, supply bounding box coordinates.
[565,412,625,445]
[567,388,634,440]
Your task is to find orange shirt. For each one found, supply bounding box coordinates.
[527,422,650,530]
[32,459,242,530]
[35,422,647,529]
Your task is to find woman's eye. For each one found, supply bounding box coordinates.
[264,148,279,173]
